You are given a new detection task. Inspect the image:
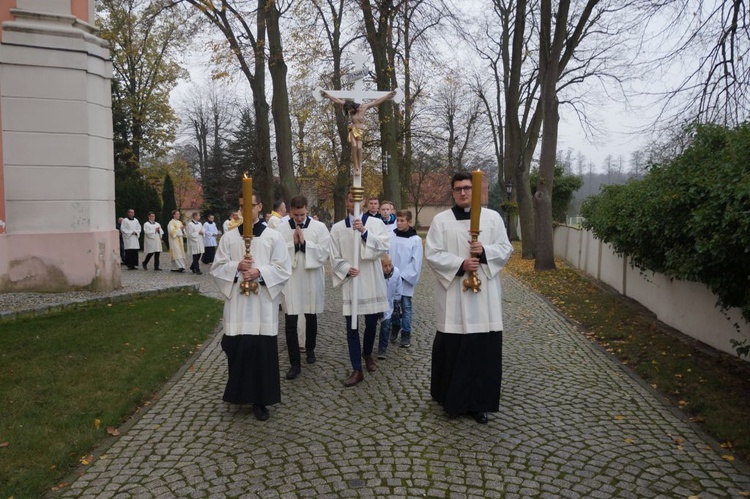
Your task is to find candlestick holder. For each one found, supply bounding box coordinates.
[462,230,482,293]
[240,236,259,295]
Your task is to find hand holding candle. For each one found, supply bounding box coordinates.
[469,170,482,233]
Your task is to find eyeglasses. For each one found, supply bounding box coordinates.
[452,186,472,193]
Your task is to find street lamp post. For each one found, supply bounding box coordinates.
[505,180,513,241]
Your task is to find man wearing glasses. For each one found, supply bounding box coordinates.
[424,172,513,424]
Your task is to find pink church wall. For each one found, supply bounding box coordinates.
[70,0,88,23]
[0,231,121,291]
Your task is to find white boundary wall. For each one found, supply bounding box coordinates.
[553,225,750,361]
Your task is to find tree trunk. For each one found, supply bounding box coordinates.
[535,0,567,270]
[266,0,298,202]
[253,0,274,210]
[534,95,558,270]
[361,0,401,207]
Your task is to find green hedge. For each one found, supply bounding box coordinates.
[581,123,750,325]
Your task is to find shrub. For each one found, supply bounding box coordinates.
[581,123,750,326]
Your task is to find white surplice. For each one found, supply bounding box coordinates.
[389,229,423,297]
[330,214,390,316]
[211,225,292,336]
[203,221,218,247]
[425,207,513,334]
[143,221,162,254]
[186,220,205,255]
[277,217,330,315]
[120,217,141,250]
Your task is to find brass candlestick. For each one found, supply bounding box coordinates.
[240,235,259,295]
[462,230,482,293]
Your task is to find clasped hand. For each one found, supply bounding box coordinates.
[294,227,304,244]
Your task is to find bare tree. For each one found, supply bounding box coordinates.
[431,72,483,171]
[646,0,750,126]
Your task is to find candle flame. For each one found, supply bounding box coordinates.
[243,172,249,179]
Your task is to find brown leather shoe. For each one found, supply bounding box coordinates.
[343,370,364,387]
[363,355,377,372]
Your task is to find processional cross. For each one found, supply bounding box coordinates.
[314,53,404,327]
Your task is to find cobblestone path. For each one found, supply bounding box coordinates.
[55,265,750,498]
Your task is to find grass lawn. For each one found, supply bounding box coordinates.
[505,242,750,464]
[0,292,223,498]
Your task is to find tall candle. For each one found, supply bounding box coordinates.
[242,176,253,227]
[470,170,482,232]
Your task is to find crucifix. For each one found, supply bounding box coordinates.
[314,52,403,328]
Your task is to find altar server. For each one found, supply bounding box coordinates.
[388,209,423,348]
[330,190,390,387]
[167,210,186,272]
[277,195,330,379]
[120,208,141,270]
[211,192,291,421]
[186,211,205,274]
[202,214,219,264]
[425,172,513,424]
[142,212,163,270]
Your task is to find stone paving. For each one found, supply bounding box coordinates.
[50,258,750,498]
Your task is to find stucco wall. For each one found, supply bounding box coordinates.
[553,225,749,360]
[0,2,119,291]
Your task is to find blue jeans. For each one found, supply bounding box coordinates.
[378,316,391,355]
[391,296,413,343]
[345,314,379,371]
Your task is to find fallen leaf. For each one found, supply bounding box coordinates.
[51,482,70,491]
[614,415,625,420]
[624,438,636,445]
[94,418,101,430]
[721,441,733,449]
[0,442,8,448]
[722,455,735,461]
[106,427,120,436]
[677,400,688,407]
[80,454,94,465]
[738,492,749,497]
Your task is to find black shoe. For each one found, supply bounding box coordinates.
[142,262,147,270]
[400,340,411,348]
[127,266,137,270]
[390,330,400,344]
[194,270,203,275]
[377,351,387,360]
[253,404,269,421]
[306,351,316,364]
[470,412,489,424]
[178,268,185,272]
[154,268,162,271]
[170,269,181,273]
[286,366,301,380]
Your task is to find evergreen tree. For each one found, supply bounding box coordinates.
[161,173,177,232]
[224,107,259,210]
